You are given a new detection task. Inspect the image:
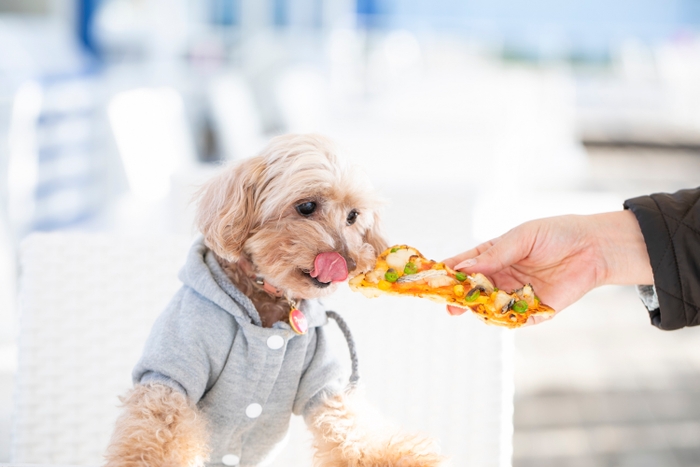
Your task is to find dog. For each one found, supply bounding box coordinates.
[104,134,445,467]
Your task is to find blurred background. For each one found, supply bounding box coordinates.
[0,0,700,466]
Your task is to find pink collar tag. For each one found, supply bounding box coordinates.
[289,308,308,335]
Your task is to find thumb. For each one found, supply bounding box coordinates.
[454,230,530,276]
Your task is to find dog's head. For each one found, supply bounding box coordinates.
[195,134,388,299]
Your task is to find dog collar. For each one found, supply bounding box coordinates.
[236,256,308,334]
[236,256,285,298]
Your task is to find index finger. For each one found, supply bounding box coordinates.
[443,239,497,269]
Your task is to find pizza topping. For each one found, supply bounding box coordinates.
[365,266,387,283]
[453,284,465,297]
[409,255,431,272]
[384,269,399,283]
[493,290,514,314]
[404,262,418,275]
[512,300,529,313]
[465,287,482,302]
[389,268,453,288]
[397,269,445,283]
[515,284,536,306]
[469,273,495,294]
[310,252,349,283]
[386,248,416,271]
[428,274,456,288]
[455,272,467,282]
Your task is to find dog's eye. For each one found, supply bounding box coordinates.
[296,201,317,216]
[347,209,359,225]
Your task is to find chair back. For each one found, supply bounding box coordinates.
[13,233,513,466]
[13,233,191,465]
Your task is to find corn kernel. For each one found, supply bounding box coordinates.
[378,280,392,291]
[453,284,465,297]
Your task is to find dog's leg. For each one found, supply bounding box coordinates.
[307,391,446,467]
[104,383,209,467]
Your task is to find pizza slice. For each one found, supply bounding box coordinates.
[349,244,555,328]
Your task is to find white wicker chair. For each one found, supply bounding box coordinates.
[13,233,513,467]
[12,233,192,465]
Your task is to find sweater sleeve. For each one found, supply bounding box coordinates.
[132,287,237,402]
[624,187,700,330]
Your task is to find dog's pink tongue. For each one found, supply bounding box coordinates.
[310,252,348,283]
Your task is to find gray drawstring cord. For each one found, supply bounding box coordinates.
[325,310,359,387]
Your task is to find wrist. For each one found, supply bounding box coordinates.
[596,210,654,286]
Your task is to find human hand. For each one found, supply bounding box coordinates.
[443,211,653,324]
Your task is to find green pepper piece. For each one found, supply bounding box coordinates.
[404,262,418,275]
[384,269,399,283]
[512,300,528,313]
[465,288,481,302]
[390,247,399,253]
[455,272,467,282]
[493,287,499,292]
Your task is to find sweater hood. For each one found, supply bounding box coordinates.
[178,237,328,328]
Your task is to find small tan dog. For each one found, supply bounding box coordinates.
[105,134,445,467]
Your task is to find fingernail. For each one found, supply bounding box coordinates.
[455,258,477,269]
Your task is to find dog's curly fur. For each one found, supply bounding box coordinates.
[307,391,445,467]
[105,134,446,467]
[105,384,209,467]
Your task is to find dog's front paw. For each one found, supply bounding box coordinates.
[308,392,447,467]
[379,445,446,467]
[314,437,447,467]
[351,435,447,467]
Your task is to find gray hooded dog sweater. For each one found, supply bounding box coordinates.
[133,238,345,467]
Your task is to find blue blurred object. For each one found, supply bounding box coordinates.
[357,0,389,28]
[362,0,700,58]
[1,15,109,239]
[32,70,104,231]
[682,0,700,25]
[77,0,102,57]
[211,0,240,26]
[273,0,288,27]
[357,0,381,16]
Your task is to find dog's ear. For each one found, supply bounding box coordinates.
[195,160,261,262]
[363,210,389,256]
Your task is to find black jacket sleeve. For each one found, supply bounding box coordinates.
[624,187,700,330]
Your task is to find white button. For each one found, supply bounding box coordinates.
[267,335,284,350]
[221,454,240,466]
[245,403,263,418]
